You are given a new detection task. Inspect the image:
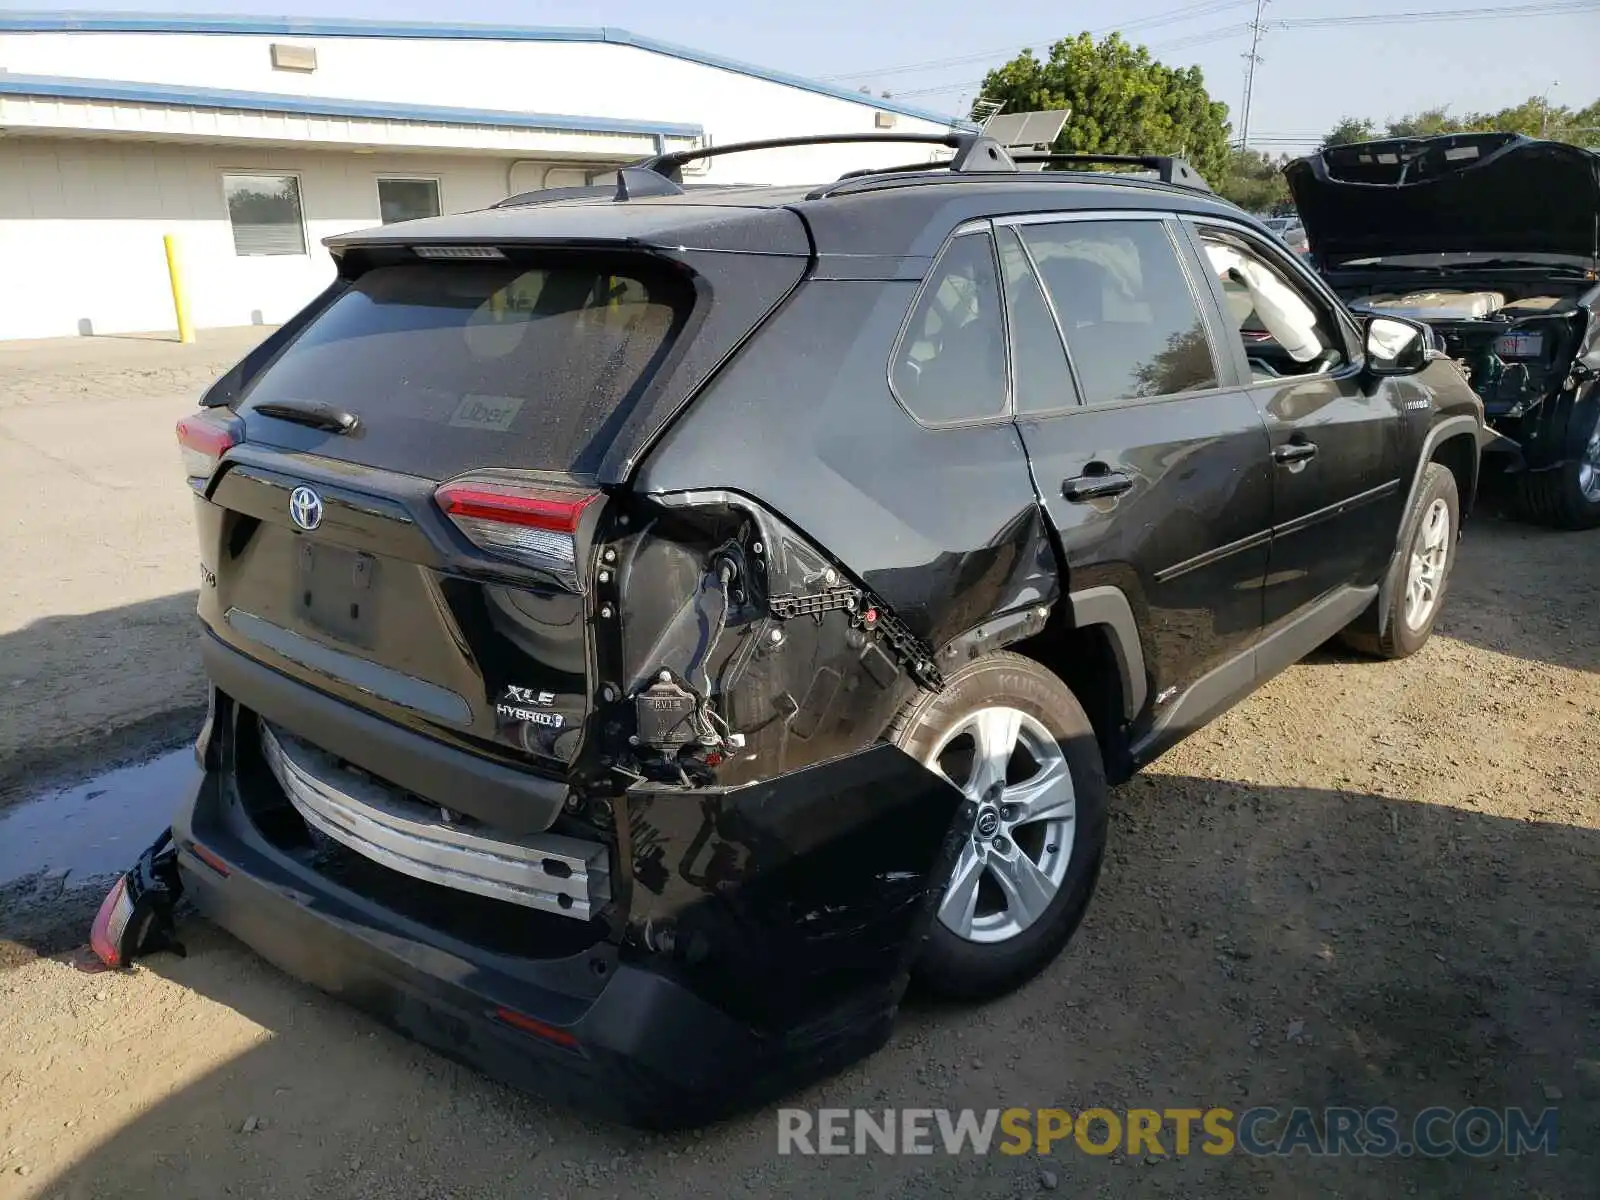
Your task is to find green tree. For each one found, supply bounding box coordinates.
[975,33,1232,186]
[1384,107,1465,138]
[1323,95,1600,147]
[1322,117,1377,147]
[1217,147,1291,212]
[1563,99,1600,145]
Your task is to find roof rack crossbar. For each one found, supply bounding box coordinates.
[620,131,1014,198]
[1009,153,1212,192]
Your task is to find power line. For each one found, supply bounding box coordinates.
[817,0,1256,82]
[880,3,1599,106]
[1279,0,1599,26]
[889,23,1252,100]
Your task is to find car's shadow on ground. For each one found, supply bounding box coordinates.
[32,773,1598,1199]
[0,590,207,802]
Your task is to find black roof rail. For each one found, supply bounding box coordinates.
[1009,153,1213,192]
[627,131,1013,189]
[491,137,1208,207]
[491,185,614,209]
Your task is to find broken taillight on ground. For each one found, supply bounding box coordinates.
[88,829,186,969]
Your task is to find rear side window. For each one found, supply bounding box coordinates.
[1021,220,1219,405]
[996,226,1078,415]
[238,261,686,477]
[891,232,1008,424]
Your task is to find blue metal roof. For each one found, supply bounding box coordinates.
[0,11,969,128]
[0,73,704,138]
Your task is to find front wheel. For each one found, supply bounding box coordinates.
[1340,462,1459,660]
[889,652,1109,1000]
[1508,403,1600,530]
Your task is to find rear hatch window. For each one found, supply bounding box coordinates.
[236,259,689,478]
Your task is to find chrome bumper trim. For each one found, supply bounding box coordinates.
[260,722,607,920]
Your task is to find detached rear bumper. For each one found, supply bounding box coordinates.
[169,663,968,1127]
[174,766,896,1128]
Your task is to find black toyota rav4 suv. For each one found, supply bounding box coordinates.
[117,133,1487,1126]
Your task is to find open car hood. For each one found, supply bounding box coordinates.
[1284,133,1600,270]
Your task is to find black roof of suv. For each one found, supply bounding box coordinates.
[149,131,1488,1127]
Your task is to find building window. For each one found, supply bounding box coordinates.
[223,174,307,256]
[377,178,442,225]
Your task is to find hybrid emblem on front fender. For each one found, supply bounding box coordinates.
[288,486,324,531]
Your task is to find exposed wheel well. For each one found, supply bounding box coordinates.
[1010,619,1134,785]
[1430,432,1479,519]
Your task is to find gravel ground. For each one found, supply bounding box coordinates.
[0,328,271,799]
[1,335,1597,1198]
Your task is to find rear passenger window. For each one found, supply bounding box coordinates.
[891,232,1008,424]
[1021,220,1219,404]
[996,226,1078,414]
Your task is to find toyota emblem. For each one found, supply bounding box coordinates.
[975,808,1002,839]
[289,486,324,531]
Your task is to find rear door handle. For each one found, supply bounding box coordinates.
[1062,469,1134,502]
[1273,441,1318,465]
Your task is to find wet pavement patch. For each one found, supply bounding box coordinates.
[0,748,195,889]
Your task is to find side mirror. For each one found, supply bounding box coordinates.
[1363,315,1430,376]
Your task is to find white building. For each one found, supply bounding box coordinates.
[0,12,963,341]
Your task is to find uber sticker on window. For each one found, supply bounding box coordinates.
[449,393,525,431]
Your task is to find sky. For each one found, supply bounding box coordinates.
[6,0,1599,149]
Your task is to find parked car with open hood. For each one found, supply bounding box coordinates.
[1286,132,1600,528]
[94,132,1487,1128]
[1261,214,1309,257]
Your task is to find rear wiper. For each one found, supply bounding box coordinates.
[251,400,360,434]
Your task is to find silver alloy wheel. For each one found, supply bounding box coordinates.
[1403,497,1452,631]
[1579,420,1600,503]
[923,706,1076,944]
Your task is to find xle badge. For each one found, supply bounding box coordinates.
[498,685,563,729]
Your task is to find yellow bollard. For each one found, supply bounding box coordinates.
[163,233,194,344]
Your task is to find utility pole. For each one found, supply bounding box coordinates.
[1238,0,1269,151]
[1539,79,1559,136]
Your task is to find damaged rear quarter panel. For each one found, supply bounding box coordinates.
[630,273,1058,706]
[595,261,1060,1035]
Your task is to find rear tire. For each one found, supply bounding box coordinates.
[889,652,1109,1001]
[1340,462,1459,660]
[1507,404,1600,530]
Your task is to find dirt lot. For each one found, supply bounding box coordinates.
[0,328,274,796]
[1,334,1597,1198]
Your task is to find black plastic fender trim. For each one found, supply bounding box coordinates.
[1068,587,1148,721]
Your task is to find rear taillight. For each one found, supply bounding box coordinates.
[435,479,600,588]
[176,412,239,490]
[89,876,134,968]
